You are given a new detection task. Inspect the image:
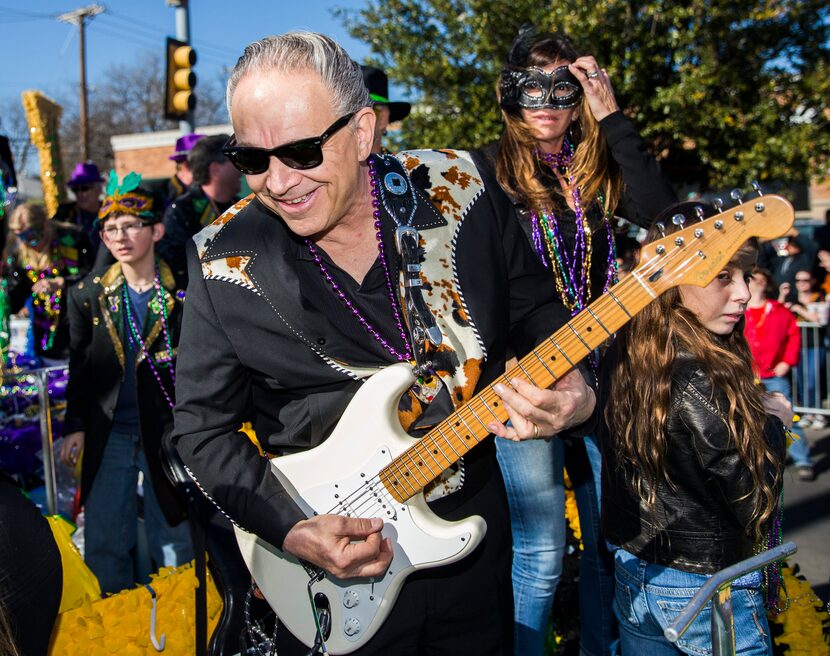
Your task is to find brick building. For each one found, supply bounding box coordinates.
[110,124,231,182]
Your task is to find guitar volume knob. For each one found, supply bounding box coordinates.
[343,590,360,608]
[344,617,361,636]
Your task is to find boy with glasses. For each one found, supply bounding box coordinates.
[61,171,192,594]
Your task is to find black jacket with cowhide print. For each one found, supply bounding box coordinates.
[170,150,586,551]
[64,260,187,525]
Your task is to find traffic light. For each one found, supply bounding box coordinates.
[165,37,197,121]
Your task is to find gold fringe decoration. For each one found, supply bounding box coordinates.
[21,90,66,217]
[769,565,830,655]
[563,468,583,547]
[48,560,224,655]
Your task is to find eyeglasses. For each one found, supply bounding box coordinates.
[100,222,150,238]
[222,112,356,174]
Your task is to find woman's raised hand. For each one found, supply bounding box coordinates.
[568,55,619,122]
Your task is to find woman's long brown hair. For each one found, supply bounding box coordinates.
[494,33,622,215]
[605,225,782,541]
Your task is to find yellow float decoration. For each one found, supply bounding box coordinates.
[21,90,66,217]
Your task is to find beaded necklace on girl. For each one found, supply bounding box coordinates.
[530,138,617,315]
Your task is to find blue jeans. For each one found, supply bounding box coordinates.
[572,435,619,656]
[496,435,617,656]
[763,376,812,466]
[613,549,772,655]
[84,431,193,594]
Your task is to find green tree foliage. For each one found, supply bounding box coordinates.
[337,0,830,189]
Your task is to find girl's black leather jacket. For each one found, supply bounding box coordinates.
[599,350,786,574]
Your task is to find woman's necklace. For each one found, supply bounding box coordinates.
[121,262,177,409]
[20,239,63,352]
[306,158,412,362]
[530,140,617,315]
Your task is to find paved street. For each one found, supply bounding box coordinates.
[782,426,830,604]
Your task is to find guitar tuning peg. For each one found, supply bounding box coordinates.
[751,180,763,196]
[694,205,706,222]
[656,222,666,238]
[730,188,744,203]
[713,198,724,212]
[671,213,686,227]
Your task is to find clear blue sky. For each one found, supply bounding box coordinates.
[0,0,372,112]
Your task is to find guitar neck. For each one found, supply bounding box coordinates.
[379,270,658,503]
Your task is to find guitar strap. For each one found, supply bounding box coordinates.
[379,152,489,501]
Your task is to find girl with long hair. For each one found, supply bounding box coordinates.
[601,216,787,654]
[472,27,676,656]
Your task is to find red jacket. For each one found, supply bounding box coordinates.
[744,300,801,379]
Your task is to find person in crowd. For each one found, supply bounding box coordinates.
[53,162,105,252]
[60,171,192,594]
[2,203,92,364]
[157,134,242,287]
[781,268,828,429]
[745,268,815,481]
[170,31,596,655]
[601,217,788,655]
[361,65,411,154]
[812,208,830,253]
[0,472,62,656]
[470,27,676,656]
[769,234,815,291]
[164,133,205,204]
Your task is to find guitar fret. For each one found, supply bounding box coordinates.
[548,337,575,367]
[442,424,465,458]
[567,323,592,353]
[516,360,535,385]
[607,290,632,318]
[454,413,480,445]
[587,308,612,336]
[466,404,491,431]
[531,351,558,381]
[386,459,419,496]
[478,396,501,422]
[420,437,446,470]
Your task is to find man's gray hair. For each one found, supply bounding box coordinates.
[226,31,370,120]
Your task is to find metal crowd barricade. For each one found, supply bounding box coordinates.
[664,541,797,655]
[790,321,829,417]
[0,364,68,514]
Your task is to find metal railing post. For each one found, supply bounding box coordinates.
[665,542,797,654]
[35,367,58,515]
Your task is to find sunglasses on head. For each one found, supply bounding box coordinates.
[222,112,356,174]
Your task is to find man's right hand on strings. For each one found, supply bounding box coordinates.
[282,515,393,579]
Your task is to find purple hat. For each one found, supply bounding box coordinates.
[169,133,206,162]
[67,161,105,188]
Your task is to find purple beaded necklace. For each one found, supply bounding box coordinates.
[121,264,177,409]
[531,140,617,314]
[305,158,413,362]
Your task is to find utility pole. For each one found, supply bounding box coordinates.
[166,0,194,133]
[57,4,105,162]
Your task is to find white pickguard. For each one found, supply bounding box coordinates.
[234,363,487,654]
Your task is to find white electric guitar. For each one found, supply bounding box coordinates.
[234,194,793,653]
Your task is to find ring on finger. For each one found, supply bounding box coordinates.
[532,422,540,439]
[587,70,600,79]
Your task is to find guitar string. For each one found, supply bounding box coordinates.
[326,241,703,519]
[324,234,714,518]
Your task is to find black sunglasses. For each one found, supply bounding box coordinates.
[222,112,356,174]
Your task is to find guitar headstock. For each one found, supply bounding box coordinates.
[636,193,794,293]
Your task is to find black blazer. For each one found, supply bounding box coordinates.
[64,260,186,524]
